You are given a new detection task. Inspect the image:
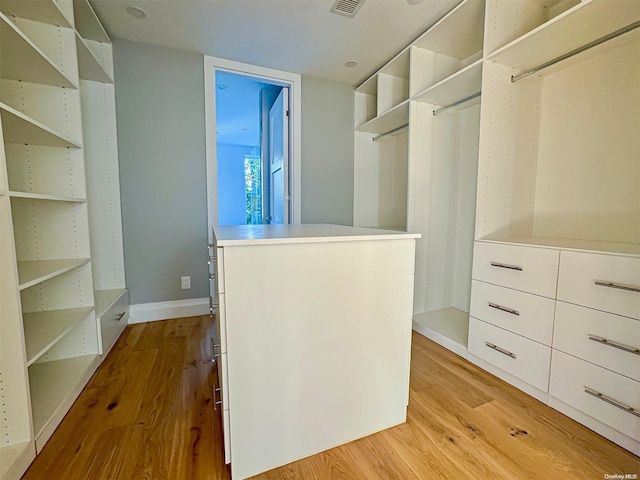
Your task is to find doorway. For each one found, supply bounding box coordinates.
[204,56,301,241]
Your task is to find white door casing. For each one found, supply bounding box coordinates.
[269,88,289,224]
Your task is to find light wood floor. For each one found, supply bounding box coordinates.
[23,315,638,479]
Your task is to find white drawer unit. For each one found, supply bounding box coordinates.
[216,247,225,294]
[214,350,229,412]
[553,301,640,382]
[557,251,640,320]
[549,350,640,442]
[468,318,552,393]
[470,280,556,346]
[215,293,228,354]
[472,242,560,298]
[99,290,129,356]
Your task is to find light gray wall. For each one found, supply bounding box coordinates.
[301,76,354,225]
[113,39,208,304]
[113,39,354,305]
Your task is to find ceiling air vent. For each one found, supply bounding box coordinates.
[330,0,365,18]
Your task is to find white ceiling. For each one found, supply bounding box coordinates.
[91,0,461,86]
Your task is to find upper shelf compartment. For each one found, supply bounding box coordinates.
[488,0,640,73]
[73,0,110,43]
[76,31,113,83]
[0,0,72,27]
[0,13,77,88]
[409,0,484,96]
[355,99,409,135]
[413,59,482,109]
[377,50,410,115]
[0,102,82,148]
[354,75,378,126]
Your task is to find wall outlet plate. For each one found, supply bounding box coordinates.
[181,276,191,289]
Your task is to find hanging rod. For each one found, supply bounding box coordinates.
[433,92,481,116]
[512,20,640,83]
[372,123,409,142]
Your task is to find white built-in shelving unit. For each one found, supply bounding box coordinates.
[0,1,127,477]
[354,0,640,455]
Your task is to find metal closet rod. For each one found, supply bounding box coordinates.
[512,20,640,83]
[372,123,409,142]
[433,92,481,116]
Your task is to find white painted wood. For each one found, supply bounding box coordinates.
[216,228,416,479]
[553,301,640,382]
[468,317,552,392]
[470,280,556,346]
[216,293,227,354]
[23,307,94,365]
[0,13,77,88]
[9,191,85,203]
[557,251,640,320]
[355,99,409,134]
[223,409,231,465]
[20,262,94,313]
[94,288,126,318]
[72,0,110,43]
[127,298,209,324]
[549,350,639,442]
[215,247,225,294]
[0,0,72,28]
[98,289,128,356]
[412,59,482,107]
[412,308,469,358]
[0,441,35,480]
[0,102,81,148]
[472,241,559,298]
[17,258,90,291]
[76,32,113,83]
[377,74,409,116]
[215,351,229,413]
[28,354,100,449]
[478,236,640,257]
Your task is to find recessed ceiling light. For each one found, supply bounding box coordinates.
[345,60,358,68]
[126,6,148,19]
[218,85,227,90]
[406,0,423,4]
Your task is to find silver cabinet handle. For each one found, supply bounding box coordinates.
[488,302,520,316]
[584,388,640,418]
[588,334,640,355]
[115,312,126,322]
[485,342,516,359]
[213,387,223,411]
[211,338,221,363]
[594,281,640,294]
[490,262,523,271]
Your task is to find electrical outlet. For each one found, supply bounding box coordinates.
[181,276,191,289]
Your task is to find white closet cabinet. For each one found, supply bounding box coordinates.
[354,0,485,357]
[0,1,127,477]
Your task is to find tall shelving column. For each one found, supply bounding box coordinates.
[0,1,101,474]
[74,0,129,358]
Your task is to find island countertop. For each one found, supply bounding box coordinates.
[213,223,420,247]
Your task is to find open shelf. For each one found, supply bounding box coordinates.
[413,307,469,358]
[0,441,34,480]
[76,32,113,83]
[28,354,99,438]
[23,307,94,365]
[480,236,640,257]
[10,191,86,203]
[0,13,78,88]
[94,288,126,318]
[0,0,71,27]
[73,0,110,43]
[18,258,90,290]
[0,102,82,148]
[488,1,640,73]
[413,59,482,107]
[355,99,409,134]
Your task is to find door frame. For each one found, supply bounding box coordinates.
[204,55,301,242]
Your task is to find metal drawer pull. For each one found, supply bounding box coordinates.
[594,281,640,294]
[490,262,523,271]
[115,312,126,322]
[485,342,516,359]
[211,338,220,363]
[584,388,640,418]
[213,387,222,411]
[588,335,640,355]
[488,302,520,316]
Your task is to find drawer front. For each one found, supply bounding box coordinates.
[553,301,640,381]
[470,280,556,345]
[216,247,225,294]
[223,409,231,465]
[557,251,640,320]
[472,242,559,298]
[100,290,129,355]
[550,350,640,440]
[215,293,227,354]
[468,317,551,392]
[215,351,229,412]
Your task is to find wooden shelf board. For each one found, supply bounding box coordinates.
[76,32,113,83]
[479,236,640,257]
[0,102,82,148]
[0,13,77,88]
[380,49,410,79]
[412,59,482,107]
[24,307,94,365]
[356,100,409,134]
[73,0,110,43]
[488,1,640,72]
[18,258,90,290]
[10,191,86,203]
[0,0,71,27]
[94,288,126,318]
[355,75,377,95]
[29,354,99,438]
[0,441,34,480]
[413,307,469,358]
[413,0,485,59]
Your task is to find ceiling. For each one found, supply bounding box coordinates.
[91,0,461,86]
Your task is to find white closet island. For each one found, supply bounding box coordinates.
[211,224,419,480]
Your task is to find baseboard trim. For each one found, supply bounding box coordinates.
[128,298,209,324]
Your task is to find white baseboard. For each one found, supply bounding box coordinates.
[128,298,209,324]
